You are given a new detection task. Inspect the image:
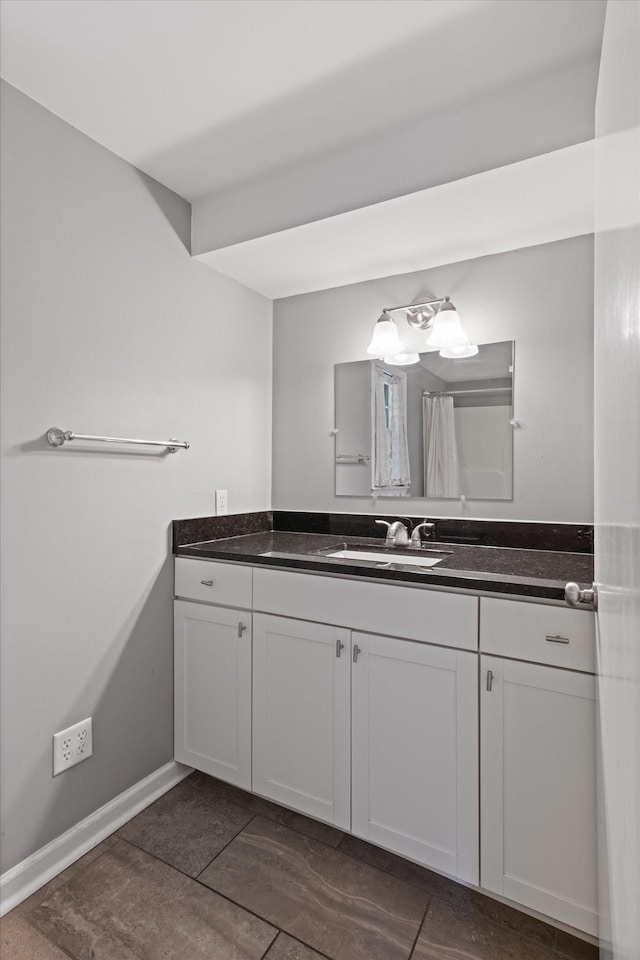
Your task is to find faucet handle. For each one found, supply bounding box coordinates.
[410,521,435,546]
[375,519,397,546]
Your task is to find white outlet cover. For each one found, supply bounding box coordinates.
[215,489,228,515]
[53,717,93,776]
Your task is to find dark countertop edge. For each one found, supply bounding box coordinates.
[174,543,587,604]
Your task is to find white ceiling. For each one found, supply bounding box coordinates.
[0,0,606,202]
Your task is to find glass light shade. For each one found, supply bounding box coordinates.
[439,344,479,359]
[425,304,468,349]
[366,314,405,356]
[384,351,420,366]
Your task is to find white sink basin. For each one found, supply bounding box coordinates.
[325,549,445,568]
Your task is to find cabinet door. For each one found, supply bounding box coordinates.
[174,600,251,789]
[252,614,351,830]
[352,632,479,883]
[481,656,598,935]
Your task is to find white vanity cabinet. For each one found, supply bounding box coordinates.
[351,632,479,883]
[174,560,253,789]
[251,613,479,876]
[252,614,351,829]
[173,556,598,935]
[480,597,598,936]
[251,568,480,881]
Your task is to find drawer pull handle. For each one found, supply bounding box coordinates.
[200,579,214,587]
[353,644,361,663]
[336,639,345,658]
[486,670,493,692]
[546,634,570,645]
[238,622,247,638]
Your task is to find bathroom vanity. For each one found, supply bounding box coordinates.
[172,516,598,937]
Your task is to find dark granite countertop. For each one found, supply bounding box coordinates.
[175,531,594,604]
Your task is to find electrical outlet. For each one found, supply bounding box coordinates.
[53,717,93,776]
[215,489,228,516]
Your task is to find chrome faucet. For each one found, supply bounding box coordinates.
[410,521,435,548]
[375,519,410,547]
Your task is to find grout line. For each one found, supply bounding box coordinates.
[116,835,290,938]
[262,930,335,960]
[258,930,279,960]
[193,874,335,957]
[194,814,258,878]
[115,813,257,884]
[188,773,345,851]
[115,835,204,880]
[407,896,433,960]
[257,926,279,960]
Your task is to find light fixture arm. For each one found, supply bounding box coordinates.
[381,296,451,331]
[382,296,449,315]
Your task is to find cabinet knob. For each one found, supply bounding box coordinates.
[486,670,494,692]
[353,644,361,663]
[336,639,345,658]
[237,622,247,638]
[200,579,214,587]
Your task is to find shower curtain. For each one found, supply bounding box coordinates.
[423,394,461,498]
[372,364,411,495]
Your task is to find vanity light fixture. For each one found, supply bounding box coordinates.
[368,296,476,362]
[425,299,469,350]
[366,312,405,357]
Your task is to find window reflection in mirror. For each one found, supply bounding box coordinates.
[335,341,514,501]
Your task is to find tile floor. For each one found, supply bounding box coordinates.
[2,771,599,960]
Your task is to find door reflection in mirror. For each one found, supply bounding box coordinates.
[372,363,411,496]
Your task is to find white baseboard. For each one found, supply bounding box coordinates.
[0,760,193,917]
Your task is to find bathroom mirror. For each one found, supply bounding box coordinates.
[335,341,514,500]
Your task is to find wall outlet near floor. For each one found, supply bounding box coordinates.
[53,717,93,776]
[215,489,228,516]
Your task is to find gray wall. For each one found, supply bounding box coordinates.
[0,82,273,873]
[272,236,594,522]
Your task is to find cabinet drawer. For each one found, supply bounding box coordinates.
[175,557,252,608]
[480,597,595,672]
[253,568,477,650]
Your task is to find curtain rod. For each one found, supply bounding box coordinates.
[423,387,512,397]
